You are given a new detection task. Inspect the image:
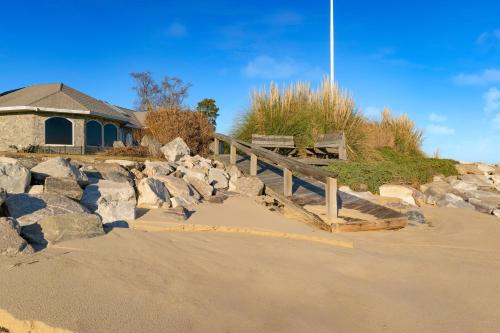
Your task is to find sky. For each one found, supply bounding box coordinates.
[1,0,500,162]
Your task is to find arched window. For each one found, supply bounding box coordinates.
[45,117,73,145]
[104,124,118,147]
[86,120,102,147]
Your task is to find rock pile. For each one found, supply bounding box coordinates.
[0,137,265,255]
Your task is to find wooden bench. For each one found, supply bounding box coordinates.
[307,132,347,160]
[251,134,297,156]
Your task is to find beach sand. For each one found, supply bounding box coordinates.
[0,197,499,332]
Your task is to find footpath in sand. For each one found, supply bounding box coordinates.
[0,196,499,332]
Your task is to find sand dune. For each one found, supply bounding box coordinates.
[1,197,499,332]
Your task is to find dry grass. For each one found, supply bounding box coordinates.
[233,79,424,160]
[146,107,214,156]
[97,146,150,158]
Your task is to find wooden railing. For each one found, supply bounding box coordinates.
[213,133,339,221]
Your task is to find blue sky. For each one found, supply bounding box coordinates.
[1,0,499,162]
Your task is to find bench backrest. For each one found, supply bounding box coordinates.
[252,134,295,148]
[314,132,345,148]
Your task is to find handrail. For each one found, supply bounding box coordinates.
[213,133,339,221]
[214,133,338,183]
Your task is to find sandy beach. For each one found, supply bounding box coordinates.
[1,197,499,332]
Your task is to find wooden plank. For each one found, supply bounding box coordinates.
[250,153,257,176]
[331,218,408,232]
[230,143,236,165]
[326,177,338,220]
[214,137,220,155]
[252,134,295,148]
[283,168,293,197]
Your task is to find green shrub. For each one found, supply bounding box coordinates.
[324,147,458,193]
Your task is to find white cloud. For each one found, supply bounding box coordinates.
[243,56,296,79]
[429,113,447,122]
[166,22,187,38]
[363,106,381,120]
[453,69,500,85]
[484,87,500,113]
[477,29,500,45]
[427,124,455,136]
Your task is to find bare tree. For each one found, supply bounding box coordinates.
[130,72,192,111]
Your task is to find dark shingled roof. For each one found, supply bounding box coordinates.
[0,83,145,128]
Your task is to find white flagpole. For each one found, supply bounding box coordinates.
[330,0,334,87]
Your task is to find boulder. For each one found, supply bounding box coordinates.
[104,160,137,169]
[422,182,453,205]
[90,163,133,184]
[31,158,88,186]
[0,188,6,206]
[5,193,89,227]
[143,161,176,177]
[113,141,125,148]
[81,180,136,223]
[212,160,226,170]
[130,168,146,180]
[137,178,171,208]
[22,213,104,246]
[379,184,417,206]
[455,163,482,175]
[0,157,19,164]
[468,198,499,214]
[141,135,163,157]
[28,185,44,195]
[178,165,208,181]
[208,168,229,189]
[449,179,478,193]
[170,196,198,209]
[161,137,190,162]
[153,176,200,201]
[235,176,265,197]
[185,176,213,200]
[0,162,31,193]
[459,174,494,188]
[477,163,495,175]
[436,193,474,209]
[44,177,83,201]
[493,209,500,218]
[160,206,189,222]
[0,217,33,256]
[405,210,427,226]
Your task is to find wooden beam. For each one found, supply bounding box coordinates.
[326,177,338,221]
[230,143,236,165]
[331,218,408,232]
[214,137,220,156]
[250,153,257,176]
[283,168,293,197]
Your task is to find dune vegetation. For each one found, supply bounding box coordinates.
[233,78,457,191]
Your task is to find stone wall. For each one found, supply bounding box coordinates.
[0,112,124,151]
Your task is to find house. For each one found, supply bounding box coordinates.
[0,83,146,153]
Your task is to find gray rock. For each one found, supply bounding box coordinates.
[141,135,163,157]
[161,137,190,162]
[44,177,83,201]
[379,184,417,206]
[0,188,6,206]
[459,174,494,188]
[91,163,133,184]
[160,206,189,222]
[137,178,171,208]
[185,176,213,200]
[208,193,228,204]
[104,160,137,169]
[455,163,482,175]
[436,193,474,209]
[493,209,500,218]
[143,161,176,177]
[28,185,44,195]
[468,198,498,214]
[177,165,208,181]
[208,168,229,189]
[22,213,104,245]
[423,181,453,205]
[31,157,88,186]
[0,217,33,256]
[0,162,31,193]
[0,157,19,164]
[235,177,265,197]
[6,193,89,227]
[477,163,495,175]
[450,179,478,193]
[113,141,125,148]
[81,180,136,223]
[405,210,427,226]
[153,175,200,201]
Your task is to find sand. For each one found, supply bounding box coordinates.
[0,197,499,332]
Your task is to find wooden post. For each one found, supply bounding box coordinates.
[214,137,220,156]
[284,168,293,197]
[326,177,338,221]
[230,143,236,165]
[250,153,258,176]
